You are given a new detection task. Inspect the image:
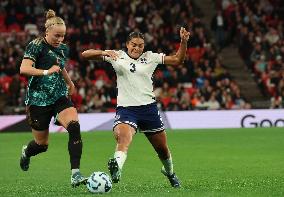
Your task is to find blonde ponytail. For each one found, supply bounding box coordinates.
[46,9,56,19]
[45,9,65,29]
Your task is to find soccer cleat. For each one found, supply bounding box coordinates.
[20,145,30,171]
[161,168,181,188]
[108,158,121,183]
[71,171,88,188]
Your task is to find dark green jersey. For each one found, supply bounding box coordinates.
[23,37,69,106]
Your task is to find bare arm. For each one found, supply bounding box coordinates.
[62,68,75,96]
[164,27,190,65]
[20,59,61,76]
[81,49,118,61]
[62,68,73,86]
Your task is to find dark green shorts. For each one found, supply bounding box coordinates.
[26,96,74,131]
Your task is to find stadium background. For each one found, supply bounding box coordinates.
[1,0,284,131]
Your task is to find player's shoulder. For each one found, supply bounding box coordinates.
[143,51,164,58]
[28,37,45,46]
[143,51,154,56]
[104,49,124,55]
[58,42,69,53]
[142,51,165,64]
[111,50,127,60]
[116,50,126,57]
[59,42,69,49]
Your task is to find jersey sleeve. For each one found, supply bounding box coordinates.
[148,51,165,64]
[102,56,114,64]
[102,50,116,64]
[102,50,120,70]
[23,39,41,62]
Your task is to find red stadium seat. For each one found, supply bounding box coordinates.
[0,76,12,93]
[107,108,116,112]
[0,25,7,32]
[7,23,22,32]
[94,69,110,83]
[0,13,7,32]
[0,13,5,26]
[111,98,117,105]
[95,69,106,77]
[16,13,24,22]
[187,47,205,62]
[161,97,171,108]
[185,87,197,96]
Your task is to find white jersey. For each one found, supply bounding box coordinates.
[103,50,165,107]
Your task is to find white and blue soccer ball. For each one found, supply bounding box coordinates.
[86,171,112,194]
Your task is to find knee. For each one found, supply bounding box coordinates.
[67,121,81,141]
[115,129,133,144]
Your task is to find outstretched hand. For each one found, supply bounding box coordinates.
[180,27,190,42]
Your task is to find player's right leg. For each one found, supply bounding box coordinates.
[140,103,180,188]
[20,105,51,171]
[109,122,136,183]
[56,103,87,188]
[20,129,49,171]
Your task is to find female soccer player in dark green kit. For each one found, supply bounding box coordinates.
[19,9,87,187]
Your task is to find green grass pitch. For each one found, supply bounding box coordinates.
[0,128,284,196]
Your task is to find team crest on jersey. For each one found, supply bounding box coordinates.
[140,58,147,64]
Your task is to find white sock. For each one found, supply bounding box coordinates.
[71,168,79,175]
[114,151,127,170]
[161,155,174,175]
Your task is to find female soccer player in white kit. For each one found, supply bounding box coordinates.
[82,27,190,188]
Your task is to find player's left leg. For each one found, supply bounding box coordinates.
[145,131,181,188]
[57,100,87,187]
[108,106,137,183]
[20,105,51,171]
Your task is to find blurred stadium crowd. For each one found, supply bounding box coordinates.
[0,0,282,114]
[228,0,284,108]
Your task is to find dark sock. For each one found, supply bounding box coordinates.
[25,140,48,157]
[67,121,83,169]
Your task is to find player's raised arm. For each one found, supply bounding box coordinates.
[164,27,190,65]
[81,49,118,61]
